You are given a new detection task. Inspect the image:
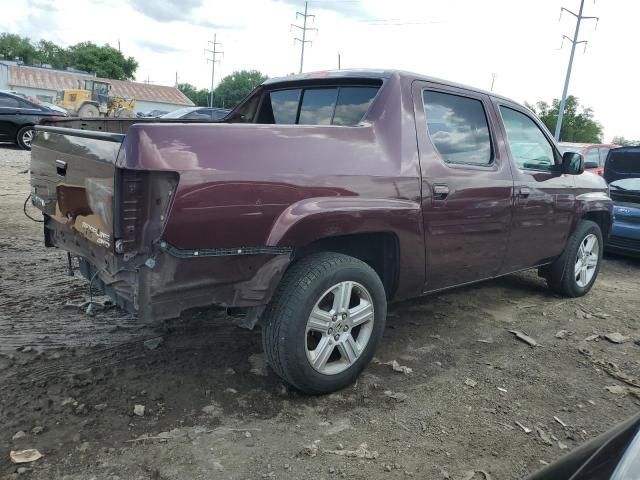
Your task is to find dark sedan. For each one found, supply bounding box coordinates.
[0,90,67,149]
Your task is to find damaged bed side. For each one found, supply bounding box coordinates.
[30,124,291,324]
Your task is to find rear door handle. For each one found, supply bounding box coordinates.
[517,186,531,198]
[433,183,449,200]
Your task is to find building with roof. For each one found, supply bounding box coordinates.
[0,61,193,115]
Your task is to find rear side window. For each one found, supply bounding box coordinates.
[422,90,492,166]
[599,148,610,166]
[0,95,19,108]
[269,89,301,124]
[584,148,600,168]
[299,88,338,125]
[257,86,378,126]
[333,87,379,126]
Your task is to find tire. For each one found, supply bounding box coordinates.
[546,220,603,297]
[78,103,99,117]
[16,126,34,150]
[261,252,387,395]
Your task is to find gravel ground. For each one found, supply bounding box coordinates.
[1,144,639,480]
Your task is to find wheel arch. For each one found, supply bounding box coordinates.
[266,197,425,301]
[574,191,613,241]
[582,210,611,240]
[294,231,401,300]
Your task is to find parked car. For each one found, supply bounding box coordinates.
[604,146,640,256]
[30,70,612,394]
[160,106,230,120]
[0,90,67,149]
[559,142,619,177]
[526,412,640,480]
[144,109,169,117]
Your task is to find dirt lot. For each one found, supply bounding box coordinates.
[1,145,639,480]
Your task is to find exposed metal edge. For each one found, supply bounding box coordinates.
[160,241,292,258]
[34,125,125,143]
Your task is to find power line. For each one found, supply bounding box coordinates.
[291,1,317,74]
[205,34,223,108]
[554,0,598,140]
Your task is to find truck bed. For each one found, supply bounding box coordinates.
[40,116,225,134]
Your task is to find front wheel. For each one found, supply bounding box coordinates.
[546,220,603,297]
[261,252,387,395]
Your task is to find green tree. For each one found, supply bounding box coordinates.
[525,96,603,143]
[177,83,210,106]
[34,39,68,69]
[611,136,640,146]
[0,33,139,80]
[66,42,138,80]
[0,33,38,64]
[213,70,268,108]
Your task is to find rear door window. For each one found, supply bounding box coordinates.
[423,90,492,166]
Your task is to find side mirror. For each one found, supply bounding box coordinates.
[562,151,585,175]
[584,161,599,169]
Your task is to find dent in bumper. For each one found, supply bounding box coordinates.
[46,217,292,322]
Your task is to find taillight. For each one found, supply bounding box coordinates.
[113,168,178,255]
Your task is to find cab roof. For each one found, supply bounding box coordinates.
[263,69,517,104]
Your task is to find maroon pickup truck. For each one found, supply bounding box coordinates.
[30,70,612,394]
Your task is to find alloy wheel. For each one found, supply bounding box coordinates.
[22,129,34,148]
[305,281,375,375]
[575,233,599,288]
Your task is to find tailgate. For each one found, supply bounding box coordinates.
[30,126,124,250]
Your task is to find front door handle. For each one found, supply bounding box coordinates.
[517,185,531,198]
[433,183,449,200]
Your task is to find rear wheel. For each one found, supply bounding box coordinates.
[16,126,34,150]
[546,220,603,297]
[261,252,387,395]
[77,103,99,117]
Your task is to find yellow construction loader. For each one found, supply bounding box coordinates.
[56,80,136,118]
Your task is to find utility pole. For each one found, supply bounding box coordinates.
[337,52,341,70]
[205,34,223,108]
[490,73,496,92]
[175,72,178,87]
[554,0,598,140]
[291,1,317,74]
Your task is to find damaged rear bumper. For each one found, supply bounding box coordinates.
[45,216,292,322]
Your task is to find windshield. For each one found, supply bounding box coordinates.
[559,145,583,154]
[611,178,640,191]
[160,107,199,118]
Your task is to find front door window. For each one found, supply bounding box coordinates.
[500,106,557,171]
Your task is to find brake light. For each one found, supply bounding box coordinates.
[113,168,178,255]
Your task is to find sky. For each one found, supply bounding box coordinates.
[1,0,637,140]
